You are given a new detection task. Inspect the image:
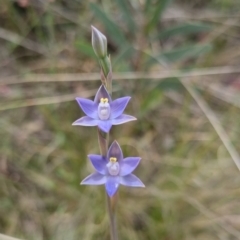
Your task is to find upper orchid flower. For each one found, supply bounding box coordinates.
[72,85,136,133]
[81,141,145,197]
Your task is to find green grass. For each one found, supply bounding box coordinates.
[1,0,240,239]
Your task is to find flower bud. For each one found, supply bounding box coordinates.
[91,26,107,59]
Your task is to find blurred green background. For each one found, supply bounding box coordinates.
[1,0,240,239]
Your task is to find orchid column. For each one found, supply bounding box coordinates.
[72,26,145,240]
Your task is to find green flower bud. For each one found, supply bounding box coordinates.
[91,26,107,59]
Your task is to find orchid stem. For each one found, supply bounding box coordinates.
[95,28,117,239]
[97,129,118,240]
[99,56,111,78]
[106,193,118,240]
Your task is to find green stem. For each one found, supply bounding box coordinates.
[97,47,117,240]
[97,129,118,240]
[99,56,111,78]
[106,193,118,240]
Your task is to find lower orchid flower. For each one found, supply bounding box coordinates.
[72,85,136,133]
[81,141,145,197]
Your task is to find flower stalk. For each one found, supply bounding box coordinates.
[73,26,144,240]
[107,193,118,240]
[99,56,111,78]
[92,25,118,240]
[96,29,118,239]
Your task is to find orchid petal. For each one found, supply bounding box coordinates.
[119,157,141,176]
[72,116,99,126]
[110,97,131,119]
[107,141,123,161]
[75,98,98,119]
[94,85,112,103]
[97,120,112,133]
[119,174,145,187]
[111,114,136,125]
[88,154,107,174]
[81,173,106,185]
[105,176,119,197]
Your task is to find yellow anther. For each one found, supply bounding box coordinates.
[100,98,109,103]
[110,157,117,162]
